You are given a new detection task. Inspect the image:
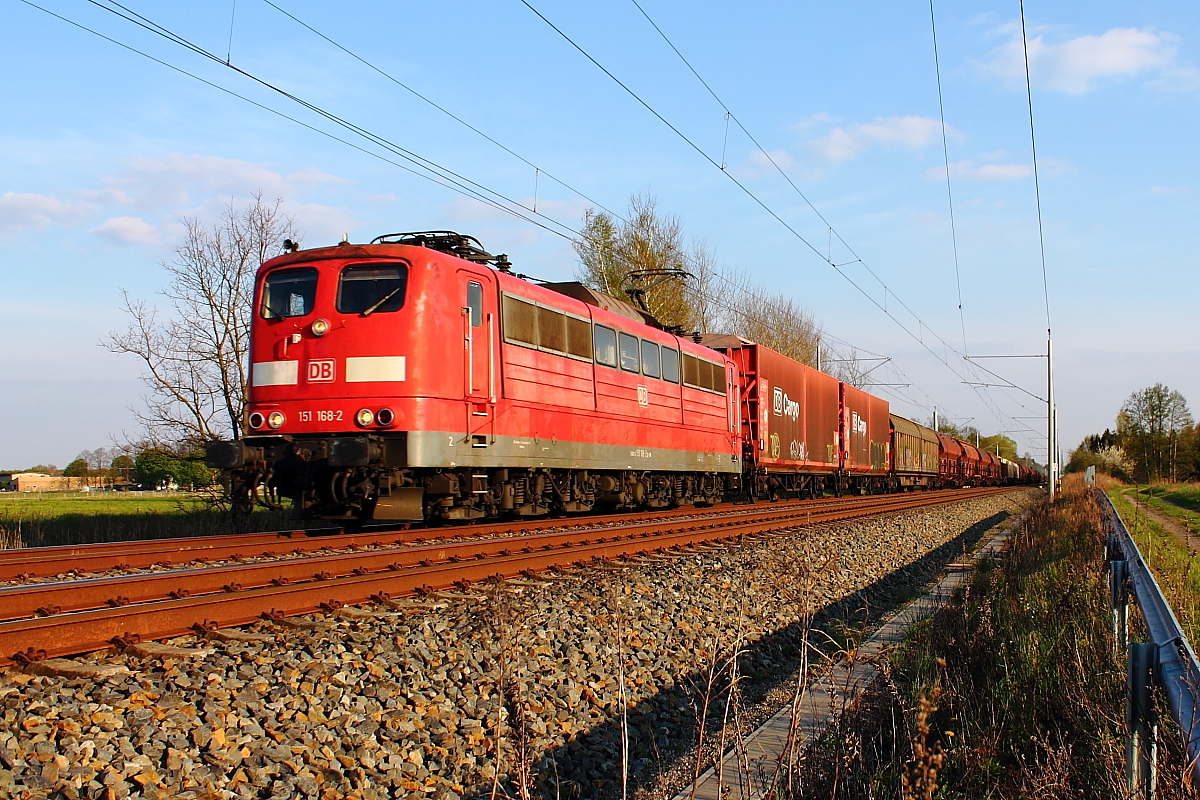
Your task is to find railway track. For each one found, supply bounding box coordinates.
[0,487,1012,667]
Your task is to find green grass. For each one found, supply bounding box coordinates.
[0,491,309,548]
[1108,487,1200,651]
[1123,483,1200,534]
[0,491,197,517]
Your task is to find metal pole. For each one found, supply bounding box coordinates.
[1109,558,1129,654]
[1126,642,1158,799]
[1048,332,1055,500]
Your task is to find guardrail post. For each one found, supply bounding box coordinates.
[1126,642,1158,799]
[1110,558,1129,654]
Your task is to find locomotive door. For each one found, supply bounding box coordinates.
[459,270,496,445]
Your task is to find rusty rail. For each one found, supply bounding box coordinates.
[0,487,1014,666]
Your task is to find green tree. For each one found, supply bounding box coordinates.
[62,458,90,478]
[977,434,1017,461]
[575,194,703,332]
[574,194,820,366]
[175,449,216,490]
[135,449,177,489]
[109,454,135,484]
[1118,383,1193,482]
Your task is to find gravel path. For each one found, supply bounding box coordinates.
[0,489,1037,800]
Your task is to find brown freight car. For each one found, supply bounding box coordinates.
[840,383,891,493]
[706,335,841,498]
[890,414,939,490]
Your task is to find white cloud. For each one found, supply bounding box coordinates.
[980,26,1196,95]
[789,112,839,133]
[96,154,350,208]
[928,160,1031,181]
[807,116,957,163]
[1150,185,1189,195]
[733,148,797,179]
[89,216,157,245]
[927,157,1072,181]
[0,192,91,235]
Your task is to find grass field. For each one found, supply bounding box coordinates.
[1108,485,1200,651]
[0,490,307,548]
[794,479,1130,798]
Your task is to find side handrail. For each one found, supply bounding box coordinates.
[1096,488,1200,786]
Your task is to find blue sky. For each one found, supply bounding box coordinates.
[3,0,1198,469]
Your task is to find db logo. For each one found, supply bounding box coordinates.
[637,385,649,407]
[307,359,335,383]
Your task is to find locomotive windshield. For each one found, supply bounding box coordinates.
[261,267,317,318]
[338,263,409,315]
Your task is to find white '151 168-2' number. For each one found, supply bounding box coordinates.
[298,410,343,422]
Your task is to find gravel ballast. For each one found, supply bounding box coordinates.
[0,489,1038,799]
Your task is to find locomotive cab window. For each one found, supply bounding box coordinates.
[466,281,482,327]
[337,263,408,315]
[261,267,318,318]
[594,325,617,367]
[661,347,679,383]
[641,340,660,379]
[618,332,640,373]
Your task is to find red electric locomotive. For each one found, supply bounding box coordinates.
[207,231,1043,523]
[206,232,741,522]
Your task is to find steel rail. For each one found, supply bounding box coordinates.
[0,489,1006,621]
[0,501,835,620]
[0,489,977,580]
[1097,489,1200,786]
[0,487,1014,666]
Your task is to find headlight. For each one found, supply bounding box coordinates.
[355,408,374,427]
[248,412,265,430]
[267,411,286,429]
[376,408,394,426]
[311,318,329,336]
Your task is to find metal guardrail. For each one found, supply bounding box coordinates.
[1096,488,1200,796]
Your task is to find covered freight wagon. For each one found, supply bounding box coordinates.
[890,414,939,489]
[840,383,890,492]
[705,335,841,498]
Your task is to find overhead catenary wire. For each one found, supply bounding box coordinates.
[1019,0,1053,333]
[608,0,1041,446]
[928,0,968,355]
[16,0,566,237]
[24,0,1040,454]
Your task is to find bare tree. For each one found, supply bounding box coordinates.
[105,193,297,446]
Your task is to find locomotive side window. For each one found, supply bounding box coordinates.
[681,354,727,395]
[466,281,483,327]
[594,325,617,367]
[537,307,567,353]
[711,362,728,395]
[567,316,592,360]
[261,267,317,318]
[618,333,640,373]
[503,295,538,346]
[337,264,408,315]
[640,340,660,379]
[661,347,679,383]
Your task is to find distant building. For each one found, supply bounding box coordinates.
[9,473,106,492]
